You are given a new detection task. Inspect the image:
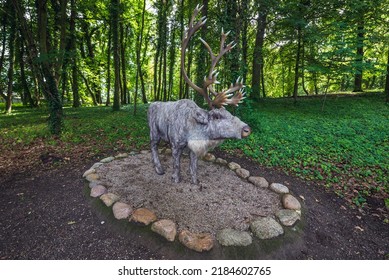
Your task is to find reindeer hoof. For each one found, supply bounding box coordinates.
[191,178,199,185]
[172,174,181,183]
[155,166,165,175]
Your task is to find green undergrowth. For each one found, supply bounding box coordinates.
[0,104,150,156]
[223,94,389,207]
[1,94,388,209]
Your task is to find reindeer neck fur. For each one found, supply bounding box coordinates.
[187,139,223,157]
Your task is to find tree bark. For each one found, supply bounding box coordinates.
[353,19,364,92]
[178,0,185,99]
[2,0,16,114]
[106,23,112,106]
[17,32,34,106]
[385,48,389,103]
[134,0,147,115]
[70,0,80,107]
[251,4,267,101]
[111,0,121,111]
[13,0,63,133]
[194,0,208,106]
[120,22,128,104]
[293,26,302,102]
[79,71,98,105]
[167,17,176,102]
[240,0,249,84]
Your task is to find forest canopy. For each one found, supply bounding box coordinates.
[1,0,389,134]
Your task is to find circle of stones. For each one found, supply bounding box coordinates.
[83,150,303,253]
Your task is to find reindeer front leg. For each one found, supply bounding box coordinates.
[171,146,183,183]
[189,150,199,184]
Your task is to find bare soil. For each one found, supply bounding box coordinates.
[0,149,388,260]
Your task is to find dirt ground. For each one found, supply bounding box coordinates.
[0,149,388,260]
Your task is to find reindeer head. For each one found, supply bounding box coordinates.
[181,4,247,110]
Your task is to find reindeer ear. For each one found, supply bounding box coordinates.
[193,109,209,124]
[208,109,225,120]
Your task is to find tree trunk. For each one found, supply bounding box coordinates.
[70,0,80,107]
[240,0,249,84]
[120,22,128,104]
[162,37,168,102]
[134,0,147,115]
[251,5,267,101]
[385,48,389,103]
[111,0,121,111]
[225,0,240,81]
[293,26,302,102]
[194,0,208,106]
[167,18,176,101]
[17,32,33,106]
[106,24,112,106]
[353,19,364,92]
[4,0,16,114]
[13,0,63,133]
[301,39,310,95]
[178,0,185,99]
[54,0,67,86]
[80,71,98,105]
[81,20,102,104]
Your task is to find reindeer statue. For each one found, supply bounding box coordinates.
[147,5,251,184]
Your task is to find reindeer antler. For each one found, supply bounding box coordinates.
[181,5,246,109]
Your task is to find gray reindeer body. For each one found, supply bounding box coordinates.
[148,99,250,184]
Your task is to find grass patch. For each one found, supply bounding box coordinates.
[224,94,389,206]
[1,94,388,208]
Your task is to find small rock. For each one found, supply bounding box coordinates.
[131,208,157,225]
[215,158,228,165]
[91,162,103,169]
[178,230,214,252]
[100,193,120,207]
[203,153,216,162]
[89,181,100,189]
[282,194,301,210]
[151,219,177,242]
[85,173,99,182]
[115,153,128,159]
[100,156,115,163]
[276,209,300,226]
[90,185,107,197]
[236,168,250,179]
[248,176,269,188]
[216,228,252,246]
[250,217,284,239]
[228,162,241,170]
[140,150,150,154]
[112,202,132,219]
[270,183,290,194]
[83,168,95,178]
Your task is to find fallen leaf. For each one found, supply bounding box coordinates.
[299,195,305,201]
[354,226,364,232]
[67,221,76,225]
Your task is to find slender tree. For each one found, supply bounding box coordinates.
[251,0,268,101]
[106,23,112,106]
[385,48,389,103]
[1,0,15,113]
[194,0,208,106]
[13,0,63,134]
[111,0,121,111]
[70,0,80,107]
